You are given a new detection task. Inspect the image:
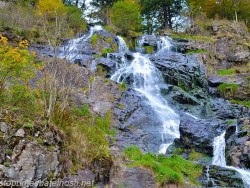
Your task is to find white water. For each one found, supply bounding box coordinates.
[212,132,250,187]
[157,36,172,52]
[117,36,129,53]
[58,25,102,60]
[111,37,180,154]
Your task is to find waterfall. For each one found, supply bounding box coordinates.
[117,36,129,53]
[212,132,250,187]
[58,25,102,60]
[111,36,180,154]
[212,131,227,167]
[157,36,172,51]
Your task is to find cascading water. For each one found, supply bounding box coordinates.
[58,25,102,60]
[112,36,180,154]
[212,132,250,187]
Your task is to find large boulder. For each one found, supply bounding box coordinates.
[226,117,250,169]
[150,51,207,91]
[113,89,163,153]
[201,165,244,187]
[175,114,227,155]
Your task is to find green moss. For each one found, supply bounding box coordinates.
[218,83,239,97]
[144,46,154,54]
[226,119,236,125]
[97,65,107,77]
[124,146,202,186]
[217,69,236,76]
[90,33,99,47]
[186,49,207,55]
[230,100,250,108]
[118,82,127,91]
[117,103,125,109]
[5,149,12,156]
[101,47,113,57]
[188,150,205,161]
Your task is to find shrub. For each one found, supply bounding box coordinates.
[90,34,99,47]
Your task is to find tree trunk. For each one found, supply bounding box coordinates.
[163,6,171,29]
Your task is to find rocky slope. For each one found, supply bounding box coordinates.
[0,20,249,187]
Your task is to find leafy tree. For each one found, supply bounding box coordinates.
[111,0,142,35]
[141,0,183,32]
[0,34,35,95]
[90,0,117,25]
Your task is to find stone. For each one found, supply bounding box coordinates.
[15,128,25,137]
[201,165,244,187]
[0,122,8,133]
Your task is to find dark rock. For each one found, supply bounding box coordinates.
[150,52,207,90]
[201,165,244,187]
[139,35,158,48]
[175,114,227,155]
[113,89,162,153]
[226,117,250,169]
[109,147,157,188]
[228,52,250,63]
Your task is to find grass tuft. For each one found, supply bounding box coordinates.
[124,146,202,186]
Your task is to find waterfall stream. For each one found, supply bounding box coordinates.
[212,132,250,187]
[57,26,250,186]
[111,36,180,154]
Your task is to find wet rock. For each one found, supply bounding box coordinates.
[91,30,119,55]
[139,35,158,49]
[113,89,162,153]
[151,52,207,90]
[226,117,250,168]
[201,165,244,187]
[175,114,227,155]
[172,90,200,105]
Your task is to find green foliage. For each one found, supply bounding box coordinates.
[218,83,239,97]
[230,100,250,108]
[144,46,154,54]
[97,65,107,77]
[73,105,91,117]
[124,146,202,185]
[102,47,113,57]
[118,82,127,91]
[111,0,142,35]
[90,34,99,47]
[217,69,236,76]
[66,5,87,33]
[188,150,206,161]
[226,119,236,125]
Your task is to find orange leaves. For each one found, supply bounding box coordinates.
[19,39,29,48]
[0,34,8,45]
[37,0,66,17]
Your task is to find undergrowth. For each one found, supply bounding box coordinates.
[124,146,202,186]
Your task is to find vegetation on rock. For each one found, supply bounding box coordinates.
[124,146,202,186]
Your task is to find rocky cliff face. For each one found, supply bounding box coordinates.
[1,21,249,187]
